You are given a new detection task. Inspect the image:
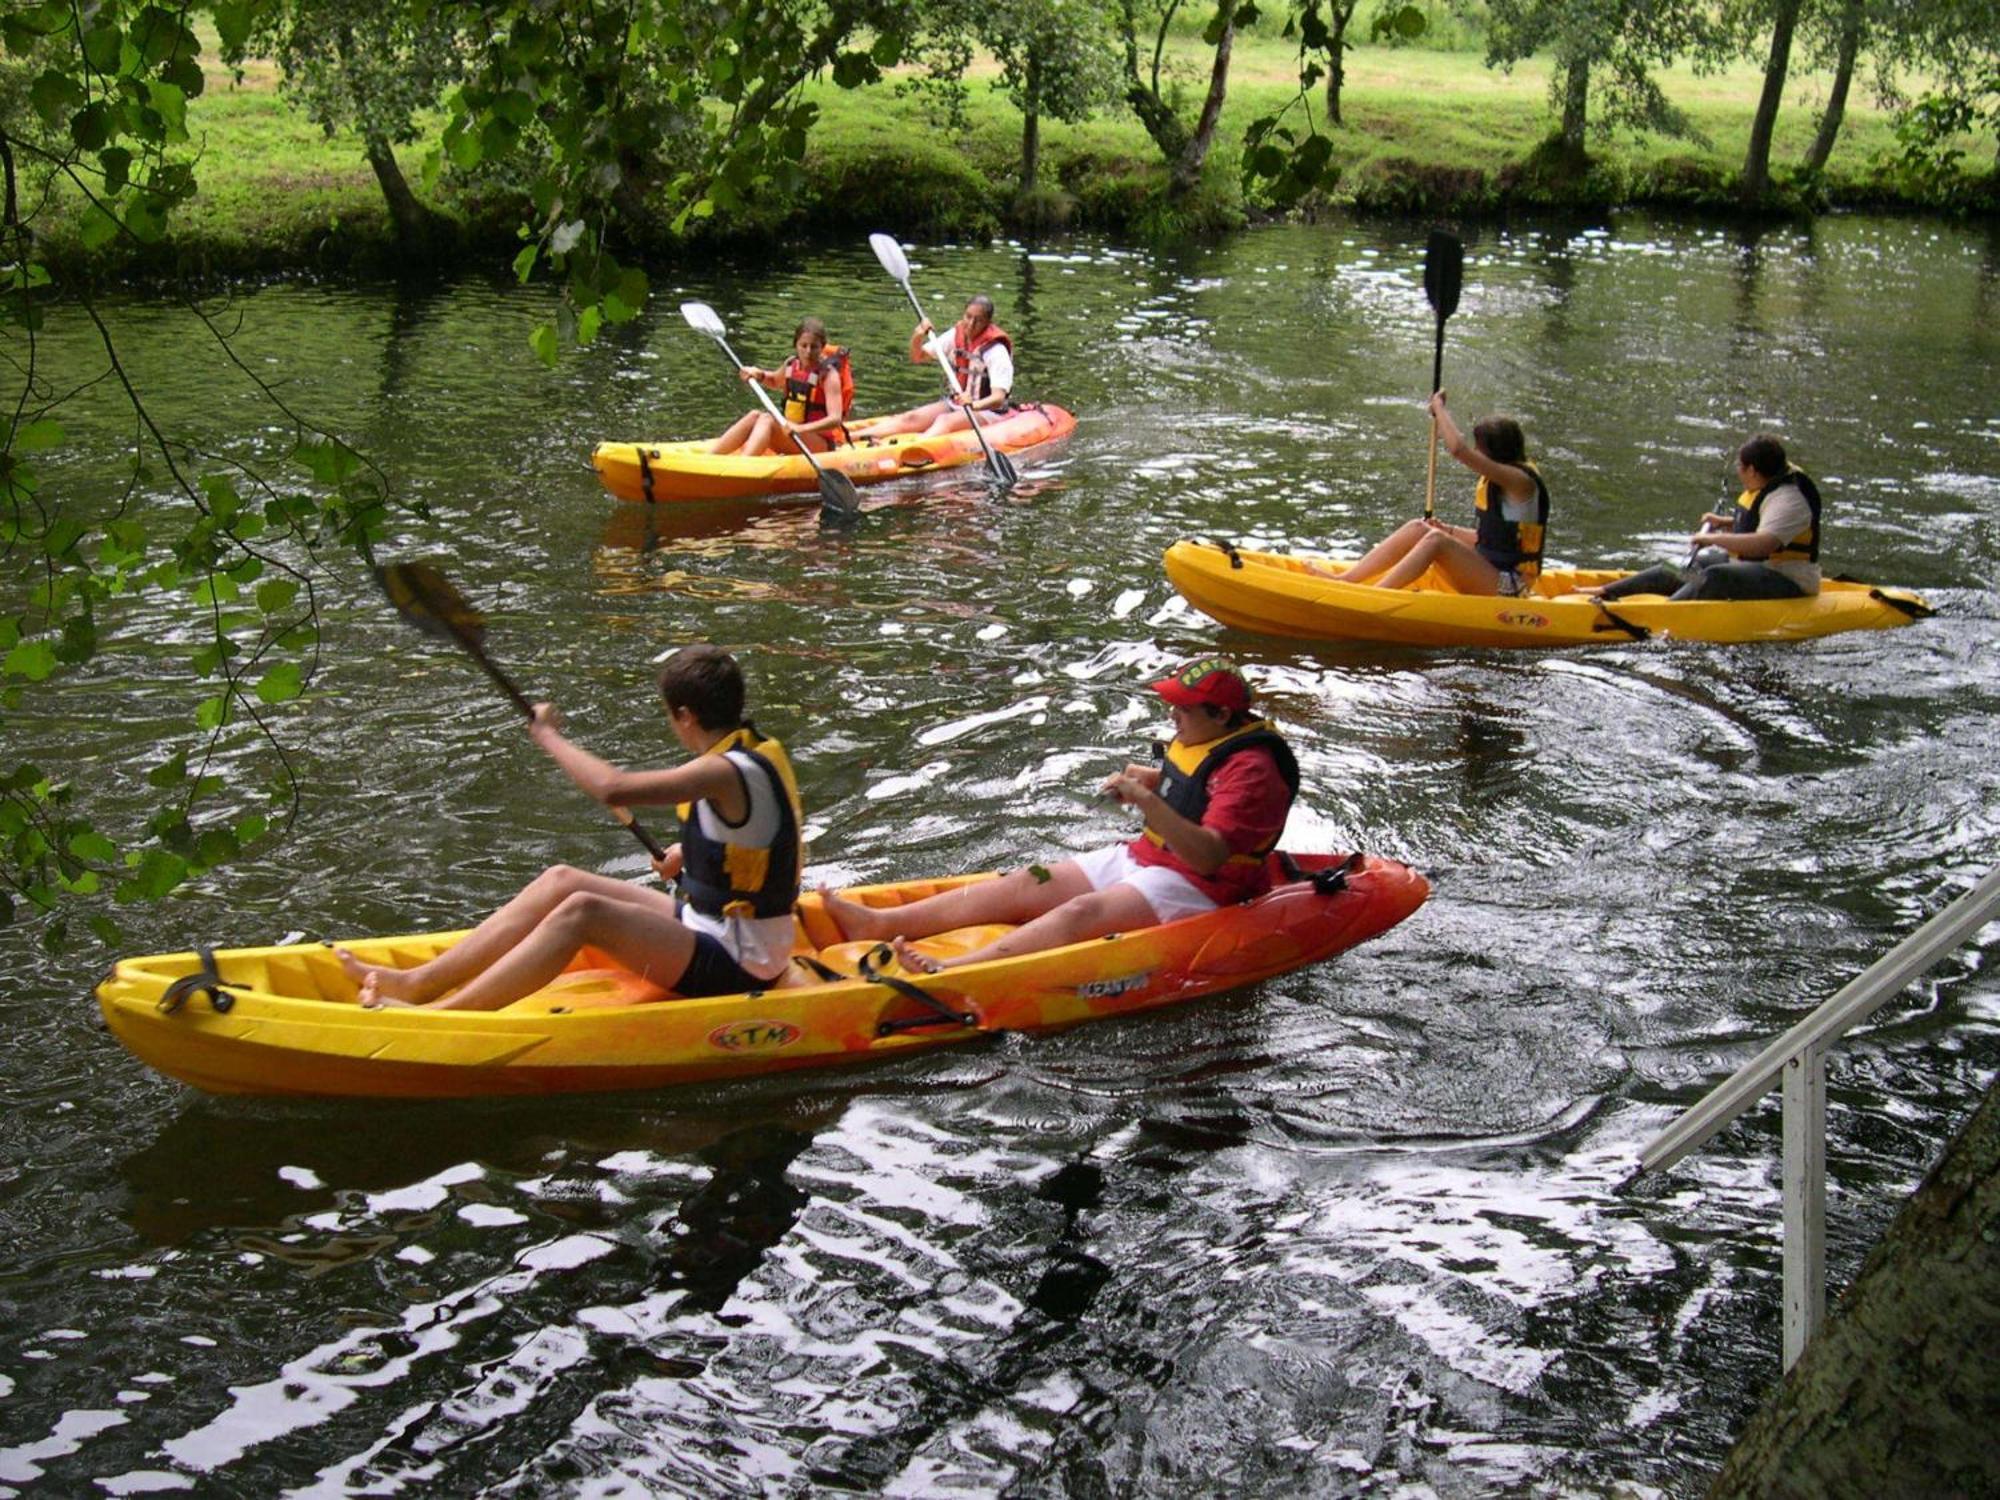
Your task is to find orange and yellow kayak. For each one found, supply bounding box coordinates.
[1164,539,1934,648]
[95,852,1426,1100]
[591,403,1077,504]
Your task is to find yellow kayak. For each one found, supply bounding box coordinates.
[591,404,1077,504]
[1163,539,1935,649]
[96,852,1428,1100]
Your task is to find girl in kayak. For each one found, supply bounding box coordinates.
[1314,392,1550,596]
[822,658,1298,975]
[707,317,853,457]
[338,646,806,1011]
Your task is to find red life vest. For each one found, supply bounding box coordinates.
[950,325,1012,402]
[781,346,852,428]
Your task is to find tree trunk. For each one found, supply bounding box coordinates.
[1708,1079,2000,1498]
[1802,0,1864,177]
[362,133,438,249]
[1022,108,1041,195]
[1170,6,1236,195]
[1324,2,1355,127]
[1742,0,1804,203]
[1560,52,1590,152]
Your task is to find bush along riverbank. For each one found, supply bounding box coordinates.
[31,35,2000,288]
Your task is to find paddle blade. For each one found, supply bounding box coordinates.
[868,232,911,284]
[819,468,864,519]
[1423,231,1464,322]
[679,300,727,338]
[377,561,486,648]
[987,446,1020,487]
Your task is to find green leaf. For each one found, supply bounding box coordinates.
[79,203,120,250]
[512,243,537,283]
[195,694,229,730]
[148,750,189,788]
[3,640,58,681]
[82,23,122,73]
[88,912,122,946]
[68,831,119,863]
[235,813,268,845]
[120,849,189,901]
[194,827,239,868]
[871,32,904,67]
[29,69,85,125]
[255,579,299,614]
[70,101,112,152]
[254,662,303,704]
[577,304,602,345]
[529,323,559,367]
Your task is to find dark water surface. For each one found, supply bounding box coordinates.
[3,215,1998,1495]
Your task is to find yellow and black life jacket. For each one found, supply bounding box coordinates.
[676,725,805,920]
[781,347,853,431]
[1732,466,1822,563]
[1143,720,1301,870]
[950,324,1012,402]
[1472,460,1551,581]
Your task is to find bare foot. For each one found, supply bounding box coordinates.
[358,973,424,1010]
[335,946,426,1002]
[822,888,891,941]
[890,935,949,975]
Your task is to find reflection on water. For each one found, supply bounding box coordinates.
[1,212,1996,1496]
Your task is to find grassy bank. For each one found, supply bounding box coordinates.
[47,32,1999,280]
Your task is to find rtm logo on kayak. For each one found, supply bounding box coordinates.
[1073,973,1150,1000]
[708,1020,801,1052]
[1496,610,1550,629]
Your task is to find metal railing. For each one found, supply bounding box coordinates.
[1634,862,2000,1370]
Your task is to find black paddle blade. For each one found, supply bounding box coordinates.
[988,447,1020,487]
[819,468,864,520]
[377,561,486,647]
[1423,230,1464,322]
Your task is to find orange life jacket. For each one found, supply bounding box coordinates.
[950,325,1011,402]
[781,346,853,430]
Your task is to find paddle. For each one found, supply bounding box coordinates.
[678,301,863,521]
[375,561,669,860]
[867,232,1020,487]
[1421,230,1464,522]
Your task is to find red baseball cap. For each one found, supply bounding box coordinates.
[1151,656,1251,713]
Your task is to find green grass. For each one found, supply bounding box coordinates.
[37,32,1996,277]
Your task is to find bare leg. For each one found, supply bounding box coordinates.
[1325,518,1429,583]
[918,407,974,438]
[858,400,952,440]
[1368,532,1502,593]
[707,412,761,455]
[338,866,675,1003]
[824,861,1096,942]
[737,414,782,457]
[381,890,701,1012]
[892,882,1160,972]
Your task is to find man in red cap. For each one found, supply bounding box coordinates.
[823,656,1300,972]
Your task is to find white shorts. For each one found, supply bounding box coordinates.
[1069,844,1218,925]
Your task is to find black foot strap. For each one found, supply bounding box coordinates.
[858,945,980,1035]
[1870,588,1934,620]
[157,945,234,1014]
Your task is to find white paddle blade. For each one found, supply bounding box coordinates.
[679,300,726,338]
[868,232,911,283]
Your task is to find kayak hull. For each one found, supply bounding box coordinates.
[96,853,1427,1100]
[1163,540,1934,648]
[592,404,1077,504]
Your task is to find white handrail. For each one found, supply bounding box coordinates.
[1635,861,2000,1368]
[1640,862,2000,1177]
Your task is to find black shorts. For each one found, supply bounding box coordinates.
[675,932,772,997]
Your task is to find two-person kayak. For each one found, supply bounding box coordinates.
[1163,540,1934,649]
[592,404,1077,504]
[97,852,1428,1100]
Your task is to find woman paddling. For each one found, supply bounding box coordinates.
[706,317,853,457]
[1315,392,1551,596]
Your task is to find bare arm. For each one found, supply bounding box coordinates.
[528,706,745,817]
[1429,391,1537,503]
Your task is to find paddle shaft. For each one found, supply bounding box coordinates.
[401,583,668,862]
[890,279,1016,480]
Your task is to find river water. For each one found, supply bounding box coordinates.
[2,215,1997,1495]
